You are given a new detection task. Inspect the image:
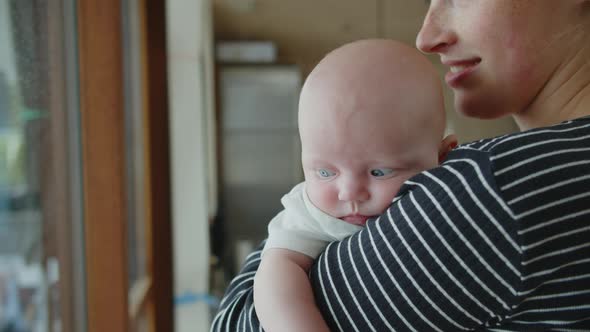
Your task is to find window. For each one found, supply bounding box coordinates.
[0,1,86,331]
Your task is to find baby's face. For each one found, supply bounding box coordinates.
[301,107,440,226]
[298,39,448,226]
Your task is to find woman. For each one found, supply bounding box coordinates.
[212,1,590,330]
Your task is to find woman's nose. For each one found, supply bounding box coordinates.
[338,182,370,202]
[416,4,457,54]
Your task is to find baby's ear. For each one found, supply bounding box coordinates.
[438,134,458,163]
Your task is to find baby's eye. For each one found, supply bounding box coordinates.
[317,169,336,178]
[370,168,395,177]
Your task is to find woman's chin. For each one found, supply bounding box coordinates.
[454,95,510,120]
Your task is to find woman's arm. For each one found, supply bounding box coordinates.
[210,244,263,332]
[211,149,521,331]
[309,151,521,331]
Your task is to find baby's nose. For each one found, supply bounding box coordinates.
[338,183,370,202]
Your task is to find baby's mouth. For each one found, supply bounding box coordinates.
[340,214,371,226]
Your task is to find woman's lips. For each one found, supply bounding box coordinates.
[443,59,481,88]
[341,215,371,226]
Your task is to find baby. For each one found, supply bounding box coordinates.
[253,39,456,331]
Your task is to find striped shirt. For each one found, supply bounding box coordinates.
[211,116,590,331]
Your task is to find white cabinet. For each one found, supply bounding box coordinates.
[218,65,303,271]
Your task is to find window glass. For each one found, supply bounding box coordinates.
[0,1,85,331]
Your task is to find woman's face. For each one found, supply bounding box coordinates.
[416,0,584,119]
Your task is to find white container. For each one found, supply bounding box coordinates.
[216,41,277,63]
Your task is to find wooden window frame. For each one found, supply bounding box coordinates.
[77,0,173,331]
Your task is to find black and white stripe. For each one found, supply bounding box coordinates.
[211,116,590,331]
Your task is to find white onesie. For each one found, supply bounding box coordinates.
[263,182,363,259]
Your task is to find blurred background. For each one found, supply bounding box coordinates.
[0,0,517,331]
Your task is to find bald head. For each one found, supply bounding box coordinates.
[298,40,454,219]
[299,39,446,153]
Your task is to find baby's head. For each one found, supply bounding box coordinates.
[299,39,455,226]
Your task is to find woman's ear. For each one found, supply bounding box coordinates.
[438,134,458,163]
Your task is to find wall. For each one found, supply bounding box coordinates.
[214,0,382,76]
[213,0,519,142]
[166,0,216,330]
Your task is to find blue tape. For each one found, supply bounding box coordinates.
[174,291,220,308]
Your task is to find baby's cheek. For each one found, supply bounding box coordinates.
[376,181,405,210]
[375,194,396,213]
[306,182,338,214]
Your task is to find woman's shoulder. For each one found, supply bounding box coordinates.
[431,115,590,212]
[443,115,590,221]
[452,115,590,163]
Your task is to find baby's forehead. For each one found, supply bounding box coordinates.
[302,121,432,154]
[299,72,442,127]
[298,40,446,148]
[299,97,440,134]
